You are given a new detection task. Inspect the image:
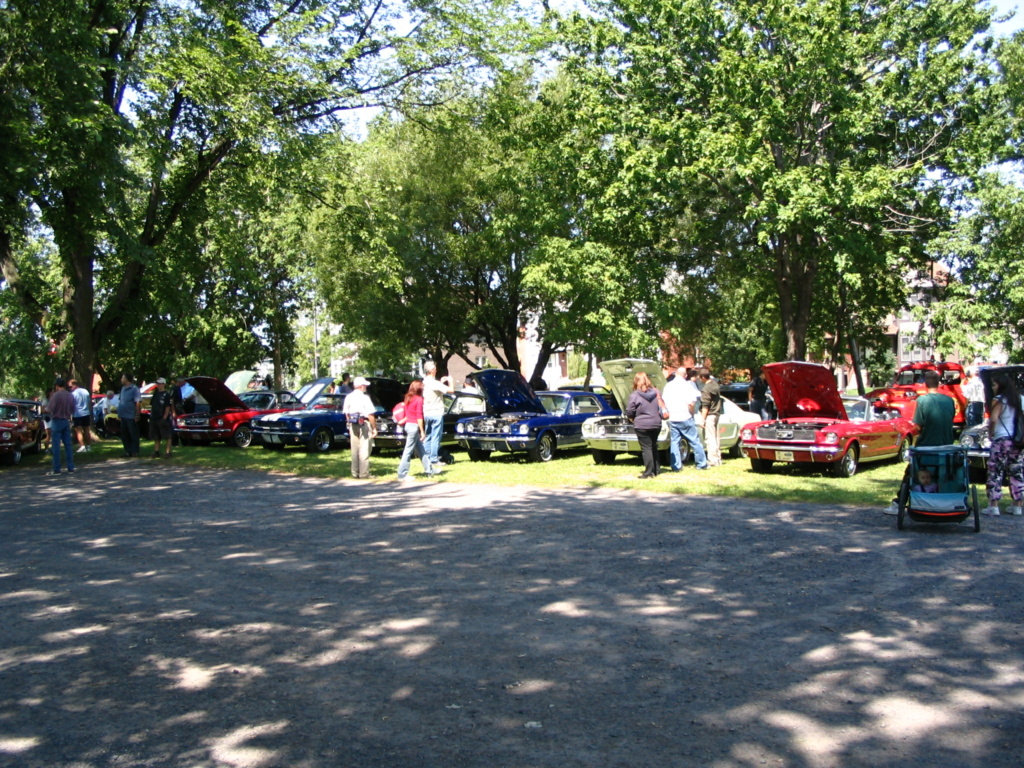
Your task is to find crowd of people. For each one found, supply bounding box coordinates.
[27,363,1024,518]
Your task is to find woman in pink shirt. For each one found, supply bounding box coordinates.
[396,380,435,479]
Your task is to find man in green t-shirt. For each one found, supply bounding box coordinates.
[913,370,956,446]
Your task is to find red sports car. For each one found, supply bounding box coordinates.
[174,378,307,448]
[866,361,967,426]
[739,361,917,477]
[0,400,45,465]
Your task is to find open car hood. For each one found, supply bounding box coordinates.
[186,377,246,413]
[763,362,847,420]
[295,376,336,405]
[466,369,546,415]
[224,370,261,395]
[598,359,668,412]
[979,365,1024,405]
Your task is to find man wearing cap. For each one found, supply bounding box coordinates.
[150,377,174,458]
[47,378,77,475]
[342,376,377,478]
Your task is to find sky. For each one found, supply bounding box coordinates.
[991,0,1024,34]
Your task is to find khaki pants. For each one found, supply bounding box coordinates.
[704,413,721,466]
[349,422,373,478]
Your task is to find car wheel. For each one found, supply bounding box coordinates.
[750,458,773,473]
[729,441,743,459]
[468,448,491,462]
[897,436,911,463]
[592,449,615,465]
[528,433,556,462]
[308,427,332,453]
[6,444,23,465]
[232,425,253,449]
[832,444,859,478]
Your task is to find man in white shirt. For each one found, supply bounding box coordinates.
[342,377,377,479]
[662,367,708,471]
[69,379,93,453]
[422,361,453,466]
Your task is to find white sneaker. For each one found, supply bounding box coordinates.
[982,506,1001,516]
[76,446,87,453]
[883,502,899,516]
[1010,506,1023,516]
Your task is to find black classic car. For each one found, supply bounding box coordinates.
[455,370,617,462]
[375,390,487,453]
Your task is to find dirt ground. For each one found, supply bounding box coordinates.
[1,461,1022,768]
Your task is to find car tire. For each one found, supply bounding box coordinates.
[468,448,491,462]
[831,444,859,478]
[897,436,911,463]
[308,427,332,453]
[592,449,615,465]
[528,433,556,462]
[729,442,743,459]
[750,458,773,473]
[6,444,23,465]
[231,425,253,449]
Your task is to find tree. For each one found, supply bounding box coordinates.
[558,0,1002,360]
[0,0,516,389]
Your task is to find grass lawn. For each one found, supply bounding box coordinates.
[19,436,915,509]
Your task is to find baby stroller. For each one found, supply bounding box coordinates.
[896,445,980,532]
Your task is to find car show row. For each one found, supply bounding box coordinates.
[3,359,1017,485]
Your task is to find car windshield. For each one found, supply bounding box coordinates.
[538,394,569,416]
[240,392,275,410]
[448,394,485,415]
[843,398,869,422]
[0,405,18,421]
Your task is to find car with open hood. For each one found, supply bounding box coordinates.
[956,364,1024,483]
[865,361,967,427]
[0,400,44,465]
[580,359,758,465]
[252,377,401,453]
[739,361,917,477]
[454,369,617,462]
[174,377,330,448]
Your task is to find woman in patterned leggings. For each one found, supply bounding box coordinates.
[983,372,1024,516]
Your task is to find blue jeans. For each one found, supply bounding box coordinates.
[669,419,707,470]
[424,414,444,463]
[51,418,74,472]
[397,423,432,478]
[120,417,140,456]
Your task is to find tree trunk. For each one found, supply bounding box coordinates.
[773,233,817,361]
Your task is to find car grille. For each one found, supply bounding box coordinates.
[181,417,209,427]
[756,425,817,441]
[256,424,293,436]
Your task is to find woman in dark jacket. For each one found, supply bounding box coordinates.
[626,371,664,478]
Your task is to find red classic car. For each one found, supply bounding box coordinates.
[174,378,308,448]
[865,361,967,426]
[739,361,917,477]
[0,400,45,465]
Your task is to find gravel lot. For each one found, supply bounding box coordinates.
[1,461,1022,768]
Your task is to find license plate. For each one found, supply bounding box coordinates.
[776,450,794,462]
[612,441,629,451]
[481,441,498,451]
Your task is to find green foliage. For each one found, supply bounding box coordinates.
[557,0,1002,361]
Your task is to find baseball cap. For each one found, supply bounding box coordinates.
[353,376,370,388]
[156,377,167,384]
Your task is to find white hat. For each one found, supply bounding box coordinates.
[156,377,167,384]
[353,376,370,388]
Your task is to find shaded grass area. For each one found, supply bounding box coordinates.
[15,436,912,509]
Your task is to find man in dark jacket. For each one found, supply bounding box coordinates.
[699,368,723,466]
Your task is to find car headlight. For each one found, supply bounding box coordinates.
[502,424,511,434]
[518,424,530,435]
[981,435,991,449]
[741,428,753,440]
[456,423,465,434]
[822,432,839,445]
[212,418,224,428]
[250,419,258,428]
[960,434,975,448]
[583,423,593,437]
[293,421,302,430]
[1,431,9,441]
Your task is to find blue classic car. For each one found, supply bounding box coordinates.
[251,377,400,453]
[454,369,618,462]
